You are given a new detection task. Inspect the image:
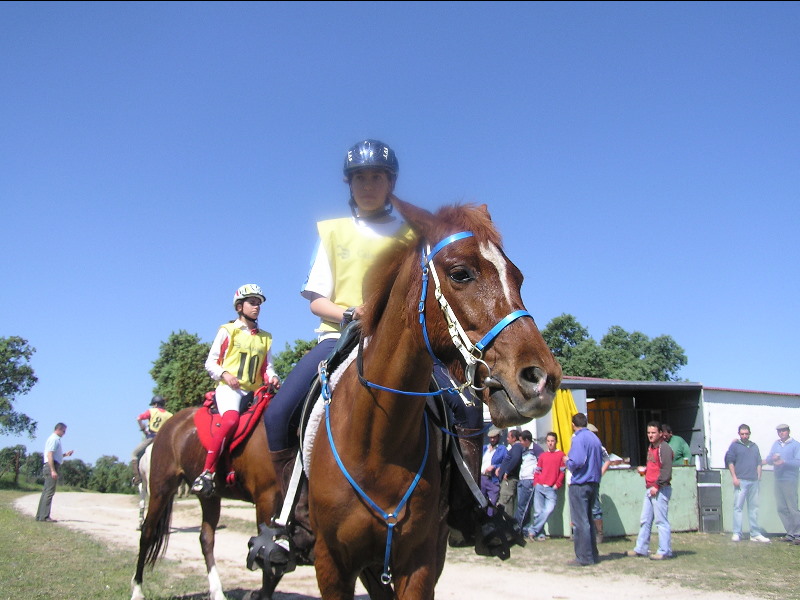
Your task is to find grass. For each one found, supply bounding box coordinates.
[0,484,797,600]
[0,489,236,600]
[447,530,798,600]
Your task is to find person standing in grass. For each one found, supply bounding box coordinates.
[564,412,604,566]
[764,423,800,544]
[725,424,770,543]
[36,423,73,522]
[627,420,674,560]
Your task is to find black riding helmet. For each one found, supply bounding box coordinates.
[150,395,165,407]
[343,139,399,219]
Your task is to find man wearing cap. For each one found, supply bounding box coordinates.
[480,427,507,516]
[764,424,800,544]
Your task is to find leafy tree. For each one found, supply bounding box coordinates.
[0,445,26,484]
[542,314,687,381]
[22,451,44,483]
[542,314,590,358]
[273,339,317,381]
[150,330,212,413]
[0,336,39,437]
[88,455,134,494]
[60,458,92,489]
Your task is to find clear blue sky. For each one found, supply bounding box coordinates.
[2,1,798,465]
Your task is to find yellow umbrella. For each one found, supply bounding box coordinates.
[552,389,578,454]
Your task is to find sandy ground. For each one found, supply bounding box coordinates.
[14,492,766,600]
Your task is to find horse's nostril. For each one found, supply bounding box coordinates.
[521,366,544,387]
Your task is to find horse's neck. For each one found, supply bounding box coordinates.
[330,316,432,461]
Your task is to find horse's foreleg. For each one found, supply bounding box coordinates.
[199,497,225,600]
[313,539,359,600]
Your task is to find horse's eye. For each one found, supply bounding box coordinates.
[448,268,473,283]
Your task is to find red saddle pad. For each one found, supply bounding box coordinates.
[194,386,273,453]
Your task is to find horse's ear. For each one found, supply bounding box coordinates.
[390,195,436,237]
[479,204,493,221]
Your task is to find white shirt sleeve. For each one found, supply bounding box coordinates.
[205,326,232,381]
[301,238,333,301]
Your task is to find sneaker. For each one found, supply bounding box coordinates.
[782,535,795,542]
[731,533,741,542]
[191,470,215,497]
[650,553,670,560]
[750,534,771,543]
[626,550,647,557]
[793,538,800,546]
[535,535,547,541]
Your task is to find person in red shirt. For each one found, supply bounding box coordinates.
[529,431,566,541]
[627,421,674,560]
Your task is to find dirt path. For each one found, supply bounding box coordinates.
[15,492,764,600]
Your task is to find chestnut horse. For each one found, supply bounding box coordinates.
[130,393,281,600]
[307,197,561,600]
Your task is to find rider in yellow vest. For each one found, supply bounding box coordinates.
[263,140,412,496]
[191,283,280,497]
[130,395,173,485]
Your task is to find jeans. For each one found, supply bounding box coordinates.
[591,491,603,520]
[634,486,672,556]
[732,479,764,536]
[568,482,599,565]
[515,479,534,534]
[531,484,558,538]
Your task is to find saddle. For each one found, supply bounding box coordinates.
[194,386,274,454]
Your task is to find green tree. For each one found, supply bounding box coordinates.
[0,336,39,437]
[60,458,92,489]
[0,445,27,484]
[273,338,318,381]
[22,451,44,483]
[88,455,134,494]
[150,330,212,413]
[542,314,590,358]
[542,314,687,381]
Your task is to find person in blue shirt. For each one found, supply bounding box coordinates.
[564,412,604,566]
[480,427,508,516]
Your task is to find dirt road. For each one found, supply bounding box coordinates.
[14,492,763,600]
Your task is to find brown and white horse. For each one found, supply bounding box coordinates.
[307,197,561,600]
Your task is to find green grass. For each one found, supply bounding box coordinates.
[447,531,798,600]
[1,485,797,600]
[0,489,256,600]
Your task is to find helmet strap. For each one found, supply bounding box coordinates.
[349,195,394,221]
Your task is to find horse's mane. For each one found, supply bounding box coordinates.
[360,202,502,339]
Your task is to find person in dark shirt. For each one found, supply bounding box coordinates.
[724,423,770,543]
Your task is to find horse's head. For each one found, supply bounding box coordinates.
[368,196,562,427]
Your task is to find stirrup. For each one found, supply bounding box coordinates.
[191,470,215,497]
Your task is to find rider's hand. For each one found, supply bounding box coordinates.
[222,372,241,389]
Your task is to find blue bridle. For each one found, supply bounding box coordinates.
[320,230,532,584]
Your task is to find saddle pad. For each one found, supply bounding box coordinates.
[194,387,273,453]
[301,340,364,477]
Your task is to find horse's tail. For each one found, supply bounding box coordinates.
[142,492,175,568]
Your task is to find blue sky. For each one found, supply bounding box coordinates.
[2,1,798,465]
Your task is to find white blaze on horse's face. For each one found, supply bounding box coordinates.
[479,242,513,304]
